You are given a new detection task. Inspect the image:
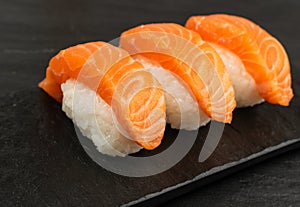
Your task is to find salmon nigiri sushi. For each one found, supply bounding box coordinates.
[39,42,166,156]
[120,23,236,129]
[186,14,293,107]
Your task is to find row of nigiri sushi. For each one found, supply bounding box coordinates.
[39,14,293,156]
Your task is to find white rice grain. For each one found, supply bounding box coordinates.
[61,79,142,157]
[136,57,211,130]
[209,43,264,107]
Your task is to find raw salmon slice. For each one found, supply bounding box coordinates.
[39,42,166,150]
[120,23,236,123]
[186,14,293,106]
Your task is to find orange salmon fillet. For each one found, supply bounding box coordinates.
[186,14,293,106]
[39,41,166,150]
[120,23,236,123]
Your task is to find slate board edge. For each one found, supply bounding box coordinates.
[123,137,300,207]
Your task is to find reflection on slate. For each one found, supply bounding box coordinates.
[0,66,299,206]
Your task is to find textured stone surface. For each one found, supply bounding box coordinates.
[164,149,300,207]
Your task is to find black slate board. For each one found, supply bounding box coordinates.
[1,0,300,206]
[1,71,299,207]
